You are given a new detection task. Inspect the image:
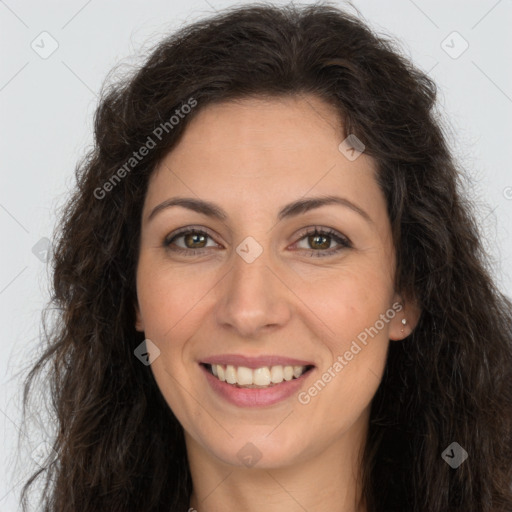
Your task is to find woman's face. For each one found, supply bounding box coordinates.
[135,95,413,470]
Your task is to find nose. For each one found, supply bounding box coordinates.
[214,249,293,338]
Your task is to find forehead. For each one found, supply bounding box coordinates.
[143,95,383,223]
[170,94,346,157]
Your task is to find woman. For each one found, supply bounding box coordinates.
[20,3,512,511]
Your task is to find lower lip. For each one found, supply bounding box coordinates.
[200,364,314,407]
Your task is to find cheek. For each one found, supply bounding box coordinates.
[302,263,393,408]
[136,256,218,341]
[298,271,392,431]
[304,263,394,341]
[135,260,208,425]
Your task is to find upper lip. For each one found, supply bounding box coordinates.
[201,354,315,369]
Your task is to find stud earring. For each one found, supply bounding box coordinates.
[401,318,407,333]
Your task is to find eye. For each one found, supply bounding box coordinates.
[292,227,352,257]
[163,227,220,254]
[163,226,352,258]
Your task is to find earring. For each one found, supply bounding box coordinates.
[401,318,407,334]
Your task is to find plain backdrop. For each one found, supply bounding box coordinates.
[1,0,511,509]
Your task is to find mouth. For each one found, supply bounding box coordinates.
[200,362,315,389]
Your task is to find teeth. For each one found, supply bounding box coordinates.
[208,363,309,387]
[293,365,303,378]
[237,366,253,385]
[253,367,271,386]
[225,365,237,384]
[270,365,283,383]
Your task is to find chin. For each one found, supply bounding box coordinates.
[202,430,309,470]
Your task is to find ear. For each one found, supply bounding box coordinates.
[134,301,145,332]
[388,292,421,341]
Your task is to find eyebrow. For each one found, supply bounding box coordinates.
[147,195,372,224]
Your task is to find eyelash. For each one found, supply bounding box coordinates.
[163,226,352,257]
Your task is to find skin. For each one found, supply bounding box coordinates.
[135,94,420,512]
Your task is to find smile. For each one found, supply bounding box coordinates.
[203,363,314,388]
[199,354,316,407]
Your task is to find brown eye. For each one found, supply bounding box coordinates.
[183,232,208,249]
[164,228,218,254]
[308,233,330,250]
[294,227,352,257]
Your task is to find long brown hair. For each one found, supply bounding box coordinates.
[20,3,512,511]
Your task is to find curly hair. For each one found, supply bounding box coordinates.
[20,3,512,511]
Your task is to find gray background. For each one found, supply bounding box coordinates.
[1,0,511,509]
